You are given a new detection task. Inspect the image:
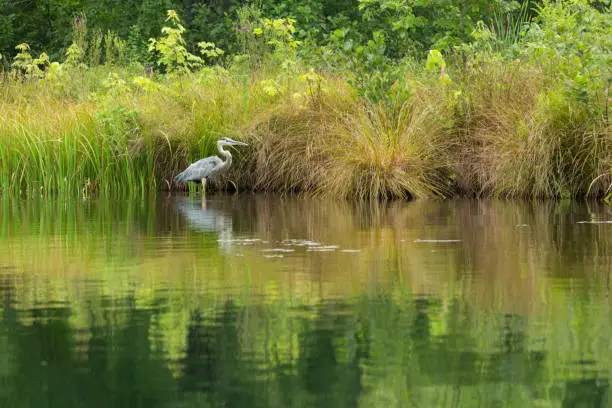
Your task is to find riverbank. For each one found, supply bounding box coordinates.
[1,1,610,200]
[1,62,609,200]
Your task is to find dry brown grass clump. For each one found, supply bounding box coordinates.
[455,61,611,198]
[232,80,455,199]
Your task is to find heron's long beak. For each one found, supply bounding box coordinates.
[232,141,248,146]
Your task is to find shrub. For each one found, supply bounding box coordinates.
[524,0,611,117]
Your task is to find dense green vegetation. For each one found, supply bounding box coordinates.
[0,0,539,60]
[0,0,610,199]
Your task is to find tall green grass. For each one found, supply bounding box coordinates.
[0,68,253,197]
[0,92,152,197]
[0,62,609,200]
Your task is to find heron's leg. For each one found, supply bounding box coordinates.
[228,180,238,195]
[201,178,207,197]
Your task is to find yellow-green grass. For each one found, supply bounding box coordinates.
[0,68,268,196]
[0,62,609,199]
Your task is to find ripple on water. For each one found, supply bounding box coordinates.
[413,239,462,243]
[282,239,322,247]
[307,245,340,252]
[217,238,263,244]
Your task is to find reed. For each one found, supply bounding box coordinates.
[0,93,152,197]
[0,62,609,200]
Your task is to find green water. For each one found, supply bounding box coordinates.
[0,195,610,407]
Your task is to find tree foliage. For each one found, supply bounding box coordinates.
[1,0,541,62]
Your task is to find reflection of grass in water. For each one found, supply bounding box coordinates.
[1,197,610,307]
[0,196,610,406]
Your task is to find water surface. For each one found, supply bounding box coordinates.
[0,195,610,407]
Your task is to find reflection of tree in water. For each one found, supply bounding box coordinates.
[178,300,365,408]
[0,295,176,407]
[562,378,608,408]
[3,306,76,407]
[180,300,262,407]
[295,302,364,408]
[0,287,609,407]
[85,299,177,407]
[409,299,547,399]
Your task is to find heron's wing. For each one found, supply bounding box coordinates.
[175,156,223,182]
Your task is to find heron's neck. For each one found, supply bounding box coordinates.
[217,142,232,169]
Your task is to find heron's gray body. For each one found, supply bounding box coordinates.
[174,156,224,184]
[174,137,247,194]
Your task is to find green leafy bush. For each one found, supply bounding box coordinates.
[525,0,611,116]
[148,10,204,75]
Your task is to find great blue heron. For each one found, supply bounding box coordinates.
[174,137,248,195]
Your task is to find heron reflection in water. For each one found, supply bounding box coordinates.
[174,137,248,196]
[174,196,233,235]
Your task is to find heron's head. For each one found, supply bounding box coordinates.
[218,137,248,147]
